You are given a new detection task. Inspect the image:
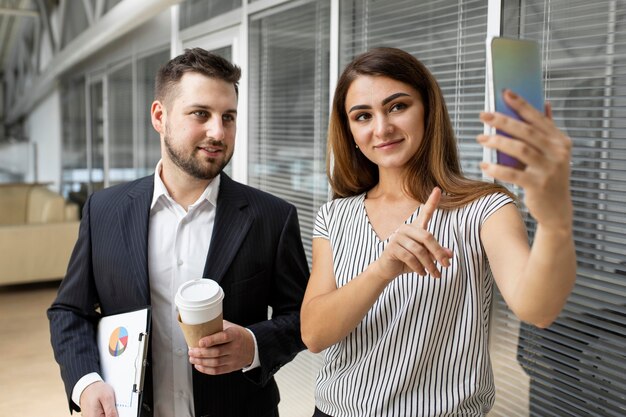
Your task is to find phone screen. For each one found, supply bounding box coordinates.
[487,37,544,169]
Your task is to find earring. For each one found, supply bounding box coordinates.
[355,144,359,149]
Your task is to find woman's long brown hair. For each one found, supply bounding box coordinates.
[327,47,514,209]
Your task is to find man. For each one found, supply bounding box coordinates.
[48,48,309,417]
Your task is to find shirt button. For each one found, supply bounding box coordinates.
[177,259,183,266]
[175,348,185,356]
[178,390,185,398]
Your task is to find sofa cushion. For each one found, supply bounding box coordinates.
[0,184,32,225]
[0,221,80,285]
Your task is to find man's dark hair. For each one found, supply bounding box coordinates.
[154,48,241,106]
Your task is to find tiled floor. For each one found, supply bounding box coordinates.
[0,281,320,417]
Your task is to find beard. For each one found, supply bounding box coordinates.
[163,125,232,180]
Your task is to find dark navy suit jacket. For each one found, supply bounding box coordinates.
[48,173,309,417]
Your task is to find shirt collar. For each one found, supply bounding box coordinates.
[151,160,220,210]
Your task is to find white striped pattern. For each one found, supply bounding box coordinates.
[313,192,513,417]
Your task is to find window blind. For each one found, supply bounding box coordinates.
[248,0,331,263]
[248,1,331,414]
[340,0,490,181]
[490,1,626,416]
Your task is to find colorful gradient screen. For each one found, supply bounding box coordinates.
[489,37,544,168]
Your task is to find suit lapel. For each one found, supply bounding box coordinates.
[117,176,153,304]
[203,174,252,283]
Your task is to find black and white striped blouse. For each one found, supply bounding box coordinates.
[313,192,513,417]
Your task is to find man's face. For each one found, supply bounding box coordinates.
[156,72,238,180]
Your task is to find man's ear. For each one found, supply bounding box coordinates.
[151,100,166,134]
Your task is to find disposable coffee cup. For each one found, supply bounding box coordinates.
[175,279,224,347]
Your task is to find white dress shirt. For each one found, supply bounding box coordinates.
[71,162,259,415]
[147,161,219,417]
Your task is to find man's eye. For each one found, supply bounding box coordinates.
[193,111,208,118]
[223,114,236,123]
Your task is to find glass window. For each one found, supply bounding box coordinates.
[179,0,242,29]
[136,49,170,178]
[249,0,331,263]
[491,1,626,416]
[61,77,87,202]
[108,63,135,185]
[248,1,331,413]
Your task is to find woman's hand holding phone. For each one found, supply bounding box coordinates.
[487,37,545,169]
[477,90,573,232]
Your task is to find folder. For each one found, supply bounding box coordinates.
[97,307,151,417]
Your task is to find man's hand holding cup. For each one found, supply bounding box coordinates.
[188,320,256,375]
[176,279,256,375]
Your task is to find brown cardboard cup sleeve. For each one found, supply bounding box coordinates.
[177,313,223,348]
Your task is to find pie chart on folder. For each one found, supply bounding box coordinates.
[108,326,129,357]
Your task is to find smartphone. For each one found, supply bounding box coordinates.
[486,36,544,169]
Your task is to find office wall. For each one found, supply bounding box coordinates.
[25,89,62,190]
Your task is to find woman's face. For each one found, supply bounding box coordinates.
[344,75,425,173]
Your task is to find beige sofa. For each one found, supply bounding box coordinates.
[0,183,80,286]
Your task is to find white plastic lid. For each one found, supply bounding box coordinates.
[175,279,224,310]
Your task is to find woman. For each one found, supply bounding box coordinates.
[301,47,576,416]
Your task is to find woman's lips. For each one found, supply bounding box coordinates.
[374,139,404,149]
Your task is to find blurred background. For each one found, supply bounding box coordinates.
[0,1,624,416]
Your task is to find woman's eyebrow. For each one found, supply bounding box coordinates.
[348,104,371,113]
[381,92,410,106]
[348,92,411,113]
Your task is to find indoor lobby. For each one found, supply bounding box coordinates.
[1,1,625,416]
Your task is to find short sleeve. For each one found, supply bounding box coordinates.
[313,201,332,240]
[480,192,515,226]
